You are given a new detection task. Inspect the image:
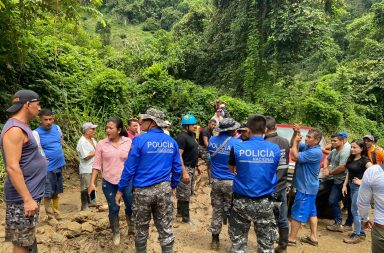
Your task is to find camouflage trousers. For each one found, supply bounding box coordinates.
[132,181,175,246]
[198,145,210,163]
[176,166,195,201]
[229,196,278,253]
[209,179,233,235]
[5,200,41,247]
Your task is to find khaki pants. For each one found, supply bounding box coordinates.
[372,224,384,253]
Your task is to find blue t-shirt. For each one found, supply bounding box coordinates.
[293,143,323,195]
[35,124,65,171]
[118,128,182,191]
[208,133,240,180]
[231,136,281,197]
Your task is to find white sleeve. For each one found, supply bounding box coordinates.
[56,125,63,136]
[32,130,45,157]
[357,168,373,221]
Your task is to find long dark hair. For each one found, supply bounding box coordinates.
[347,140,368,164]
[106,117,128,137]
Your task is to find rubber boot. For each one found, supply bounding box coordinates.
[161,241,174,253]
[44,197,55,221]
[210,234,220,250]
[52,195,62,220]
[274,228,289,253]
[109,216,120,246]
[181,201,192,224]
[135,241,147,253]
[80,190,89,211]
[126,214,135,235]
[176,200,182,218]
[28,239,38,253]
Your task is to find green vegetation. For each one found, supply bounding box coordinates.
[1,0,384,196]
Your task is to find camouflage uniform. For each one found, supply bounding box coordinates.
[209,179,233,235]
[5,200,41,247]
[133,181,175,246]
[176,166,195,201]
[198,145,210,163]
[229,196,278,253]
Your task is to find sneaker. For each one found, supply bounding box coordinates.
[342,225,353,232]
[343,233,364,244]
[327,223,344,232]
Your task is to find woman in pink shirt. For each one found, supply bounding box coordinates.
[88,117,132,246]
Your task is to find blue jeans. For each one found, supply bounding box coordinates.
[344,183,354,226]
[273,189,289,229]
[350,182,362,235]
[102,179,133,218]
[328,182,343,224]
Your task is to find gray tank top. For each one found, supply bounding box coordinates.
[0,118,47,203]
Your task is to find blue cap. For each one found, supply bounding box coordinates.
[338,132,348,139]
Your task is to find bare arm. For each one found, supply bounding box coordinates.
[88,169,99,194]
[3,127,38,216]
[84,151,96,161]
[342,171,349,197]
[229,165,236,173]
[203,136,209,147]
[291,134,302,162]
[179,149,190,184]
[323,158,330,170]
[329,165,346,175]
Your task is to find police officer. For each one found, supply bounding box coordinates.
[208,118,241,250]
[228,114,280,253]
[116,108,182,253]
[264,116,290,253]
[176,114,199,224]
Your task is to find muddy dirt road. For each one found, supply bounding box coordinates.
[0,166,372,253]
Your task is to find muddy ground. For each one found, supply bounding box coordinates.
[0,165,373,253]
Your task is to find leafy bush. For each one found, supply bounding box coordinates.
[142,17,161,32]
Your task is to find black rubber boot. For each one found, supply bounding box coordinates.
[161,241,174,253]
[210,234,220,250]
[80,190,89,211]
[274,228,289,253]
[28,239,38,253]
[135,241,147,253]
[181,201,192,224]
[109,216,120,246]
[176,200,182,218]
[126,214,135,235]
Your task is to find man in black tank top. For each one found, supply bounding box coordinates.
[1,90,47,253]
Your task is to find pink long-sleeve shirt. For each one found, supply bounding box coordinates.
[93,136,132,184]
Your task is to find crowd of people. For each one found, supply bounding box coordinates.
[1,90,384,253]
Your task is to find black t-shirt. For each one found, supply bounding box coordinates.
[198,127,212,147]
[176,131,199,167]
[228,147,236,166]
[346,156,371,181]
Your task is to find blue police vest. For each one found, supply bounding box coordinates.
[209,133,240,180]
[118,128,182,190]
[232,136,280,197]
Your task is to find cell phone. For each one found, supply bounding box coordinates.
[89,190,96,201]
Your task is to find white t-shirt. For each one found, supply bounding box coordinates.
[76,135,97,174]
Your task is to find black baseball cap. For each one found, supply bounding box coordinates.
[6,90,40,114]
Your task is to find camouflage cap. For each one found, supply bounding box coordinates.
[215,118,240,132]
[140,108,168,128]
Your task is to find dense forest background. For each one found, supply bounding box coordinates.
[1,0,384,193]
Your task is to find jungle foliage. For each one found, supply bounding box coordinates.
[1,0,384,191]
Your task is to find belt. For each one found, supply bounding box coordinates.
[233,193,271,200]
[374,223,384,229]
